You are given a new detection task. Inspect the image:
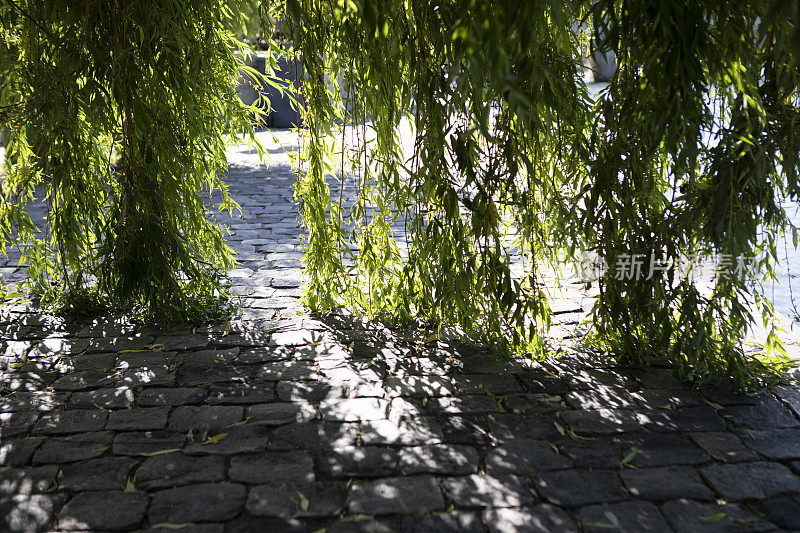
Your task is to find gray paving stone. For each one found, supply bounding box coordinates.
[386,375,455,398]
[169,405,243,432]
[0,465,59,496]
[207,382,276,404]
[452,373,522,395]
[616,434,708,467]
[760,493,800,530]
[58,491,148,531]
[486,414,561,441]
[534,470,625,507]
[32,431,113,464]
[361,418,444,446]
[32,409,107,435]
[744,428,800,459]
[270,329,327,346]
[559,409,640,435]
[0,437,43,466]
[59,456,139,491]
[564,386,637,410]
[346,475,445,515]
[319,398,389,422]
[136,387,206,406]
[228,450,314,486]
[0,493,66,533]
[398,445,479,475]
[403,512,484,533]
[258,360,319,381]
[442,474,536,508]
[245,485,298,517]
[135,454,225,489]
[721,398,799,430]
[119,366,176,388]
[514,372,568,395]
[106,407,170,431]
[502,393,562,415]
[69,387,134,409]
[317,446,398,478]
[631,389,703,409]
[277,381,344,402]
[226,516,308,533]
[112,431,186,456]
[235,346,293,364]
[183,424,270,455]
[426,395,499,415]
[661,498,777,532]
[271,422,358,451]
[635,406,726,432]
[484,505,577,533]
[485,439,571,474]
[148,483,246,523]
[776,385,800,418]
[0,391,66,413]
[0,411,40,437]
[176,364,254,386]
[701,461,800,500]
[51,370,118,391]
[144,525,223,533]
[690,431,758,462]
[558,439,620,468]
[248,402,305,425]
[621,466,714,501]
[576,501,671,533]
[440,416,492,445]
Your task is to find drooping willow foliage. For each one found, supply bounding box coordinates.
[1,0,799,385]
[263,0,800,386]
[0,0,261,321]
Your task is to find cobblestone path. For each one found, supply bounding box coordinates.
[1,134,800,532]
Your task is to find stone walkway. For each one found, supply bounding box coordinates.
[1,133,800,532]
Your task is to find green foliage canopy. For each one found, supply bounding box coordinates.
[267,0,800,386]
[0,0,261,320]
[1,0,799,386]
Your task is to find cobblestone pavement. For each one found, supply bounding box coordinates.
[2,133,800,532]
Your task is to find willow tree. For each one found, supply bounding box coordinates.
[265,0,800,387]
[1,0,799,386]
[0,0,261,321]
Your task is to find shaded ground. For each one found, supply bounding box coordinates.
[1,133,800,532]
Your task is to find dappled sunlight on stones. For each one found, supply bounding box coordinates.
[534,469,626,507]
[360,418,444,446]
[485,439,571,474]
[0,148,797,532]
[700,461,800,500]
[397,444,479,475]
[0,465,59,496]
[346,475,445,515]
[576,501,671,533]
[135,453,226,490]
[403,511,484,533]
[620,466,714,502]
[442,474,536,508]
[0,437,43,466]
[319,397,390,422]
[58,491,148,531]
[660,498,776,533]
[485,505,578,533]
[1,493,67,533]
[148,483,245,523]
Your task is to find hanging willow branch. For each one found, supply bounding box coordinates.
[0,0,262,321]
[267,0,800,387]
